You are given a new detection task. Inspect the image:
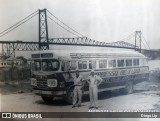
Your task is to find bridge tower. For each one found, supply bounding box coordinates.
[38,9,49,50]
[135,31,141,52]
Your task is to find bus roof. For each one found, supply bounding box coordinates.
[31,50,146,60]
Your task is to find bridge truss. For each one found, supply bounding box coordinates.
[1,37,139,57]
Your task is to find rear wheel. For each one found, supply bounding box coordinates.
[41,96,54,103]
[123,81,134,94]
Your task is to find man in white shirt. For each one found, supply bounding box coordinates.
[87,70,103,109]
[72,70,83,108]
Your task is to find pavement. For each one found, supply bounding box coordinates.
[1,81,160,112]
[0,81,160,121]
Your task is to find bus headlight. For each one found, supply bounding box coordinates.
[47,79,57,87]
[31,78,37,86]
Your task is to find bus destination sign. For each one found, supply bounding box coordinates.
[41,53,53,58]
[31,54,40,58]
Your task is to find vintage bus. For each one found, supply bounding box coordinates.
[30,50,149,104]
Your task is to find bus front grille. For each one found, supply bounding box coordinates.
[37,79,47,89]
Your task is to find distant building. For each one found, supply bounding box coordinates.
[0,54,10,68]
[0,54,31,69]
[6,57,23,67]
[0,54,24,68]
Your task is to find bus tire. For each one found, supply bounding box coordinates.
[66,87,74,105]
[123,81,134,94]
[41,96,53,103]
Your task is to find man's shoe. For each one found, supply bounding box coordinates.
[89,106,93,109]
[72,105,76,108]
[77,104,81,107]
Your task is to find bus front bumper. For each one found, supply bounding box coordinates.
[33,90,66,97]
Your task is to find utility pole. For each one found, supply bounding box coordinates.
[38,8,49,50]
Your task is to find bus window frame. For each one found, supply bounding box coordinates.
[143,58,148,66]
[133,58,140,67]
[68,60,77,70]
[125,58,133,67]
[89,60,97,69]
[99,59,107,69]
[31,59,42,71]
[117,59,125,68]
[140,58,147,66]
[64,61,71,71]
[108,59,117,68]
[78,60,88,70]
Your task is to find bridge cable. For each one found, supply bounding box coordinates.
[0,10,38,35]
[47,15,80,37]
[0,10,38,37]
[117,32,135,43]
[47,9,135,47]
[46,9,86,37]
[141,39,147,49]
[141,33,150,49]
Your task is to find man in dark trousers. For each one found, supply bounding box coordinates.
[72,70,83,108]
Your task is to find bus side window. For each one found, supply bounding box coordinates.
[92,61,96,69]
[70,61,76,70]
[140,58,147,66]
[108,60,116,68]
[133,59,139,66]
[89,60,96,69]
[99,60,107,68]
[126,59,132,67]
[65,61,70,71]
[117,59,124,67]
[78,61,87,69]
[140,59,143,66]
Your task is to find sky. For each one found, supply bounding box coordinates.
[0,0,160,57]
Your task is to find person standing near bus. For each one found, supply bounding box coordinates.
[87,70,103,109]
[72,70,84,108]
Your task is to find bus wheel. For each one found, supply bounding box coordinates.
[41,96,53,103]
[124,81,134,94]
[66,88,74,105]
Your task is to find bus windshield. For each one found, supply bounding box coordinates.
[42,59,59,71]
[32,59,59,71]
[32,59,41,71]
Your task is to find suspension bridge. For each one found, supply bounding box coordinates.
[0,8,151,57]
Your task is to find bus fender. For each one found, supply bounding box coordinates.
[66,85,75,93]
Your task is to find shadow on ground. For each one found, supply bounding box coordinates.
[35,89,148,106]
[35,98,69,106]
